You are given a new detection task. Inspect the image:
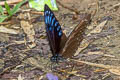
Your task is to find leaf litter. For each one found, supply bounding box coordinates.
[0,0,120,80]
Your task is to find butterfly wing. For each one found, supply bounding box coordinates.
[60,14,91,58]
[44,4,66,57]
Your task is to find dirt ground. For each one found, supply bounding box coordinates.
[0,0,120,80]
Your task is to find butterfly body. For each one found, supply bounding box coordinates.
[44,4,91,61]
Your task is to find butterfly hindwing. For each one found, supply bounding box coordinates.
[60,14,91,58]
[44,4,63,57]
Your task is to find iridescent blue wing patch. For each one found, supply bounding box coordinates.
[44,4,63,57]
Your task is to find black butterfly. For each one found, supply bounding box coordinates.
[44,4,91,61]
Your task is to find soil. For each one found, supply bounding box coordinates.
[0,0,120,80]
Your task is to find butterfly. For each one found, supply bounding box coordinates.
[44,4,91,62]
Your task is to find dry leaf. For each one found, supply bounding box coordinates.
[74,39,92,56]
[87,51,104,55]
[0,26,19,34]
[13,40,25,44]
[74,20,108,56]
[88,20,108,36]
[19,13,36,48]
[26,57,44,69]
[109,3,120,10]
[109,69,120,75]
[18,74,24,80]
[94,69,106,72]
[72,59,120,76]
[87,51,115,58]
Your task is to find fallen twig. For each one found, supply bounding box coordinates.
[56,0,79,14]
[109,2,120,10]
[72,59,120,75]
[30,11,44,15]
[0,0,24,5]
[0,21,14,25]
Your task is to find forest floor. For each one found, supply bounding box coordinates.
[0,0,120,80]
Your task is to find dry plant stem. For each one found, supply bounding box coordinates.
[56,0,79,14]
[0,21,14,25]
[59,69,87,78]
[0,61,21,76]
[72,59,120,70]
[0,0,23,5]
[109,2,120,10]
[30,11,44,15]
[96,0,99,13]
[20,9,44,15]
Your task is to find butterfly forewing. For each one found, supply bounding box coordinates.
[60,14,91,58]
[44,5,63,56]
